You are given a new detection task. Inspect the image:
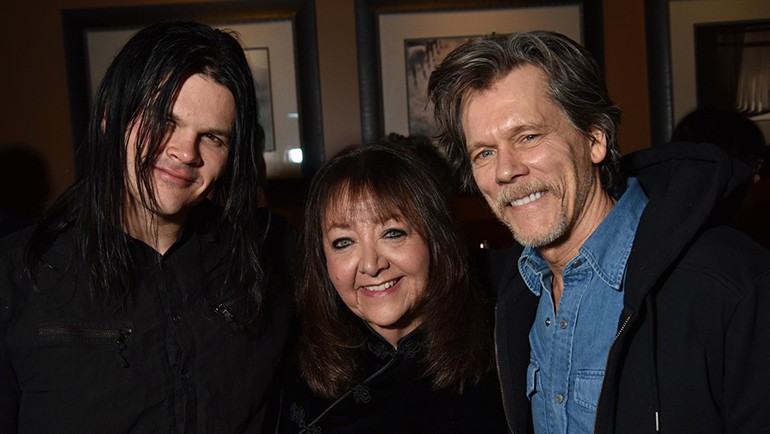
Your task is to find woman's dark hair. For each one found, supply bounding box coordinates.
[25,21,268,324]
[296,139,492,398]
[428,31,623,193]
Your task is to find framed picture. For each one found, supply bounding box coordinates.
[62,0,323,180]
[646,0,770,145]
[354,0,604,143]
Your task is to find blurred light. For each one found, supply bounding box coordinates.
[288,148,303,164]
[287,112,299,119]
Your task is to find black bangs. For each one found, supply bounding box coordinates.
[323,186,407,229]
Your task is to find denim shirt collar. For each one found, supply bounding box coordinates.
[518,177,648,295]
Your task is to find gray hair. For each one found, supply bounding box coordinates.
[428,31,622,193]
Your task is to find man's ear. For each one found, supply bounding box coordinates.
[588,128,608,164]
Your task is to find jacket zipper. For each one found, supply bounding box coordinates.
[593,312,633,434]
[215,303,243,331]
[494,305,515,433]
[37,326,129,338]
[37,326,133,368]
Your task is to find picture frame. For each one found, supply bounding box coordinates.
[354,0,604,143]
[645,0,770,145]
[62,0,323,180]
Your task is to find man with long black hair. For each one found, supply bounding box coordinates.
[0,21,295,432]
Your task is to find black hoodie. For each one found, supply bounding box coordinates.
[491,142,770,433]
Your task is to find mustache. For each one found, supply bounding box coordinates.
[495,181,555,208]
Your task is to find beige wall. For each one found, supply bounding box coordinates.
[0,0,650,213]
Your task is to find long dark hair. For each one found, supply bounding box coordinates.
[428,31,622,193]
[296,140,492,398]
[25,21,268,323]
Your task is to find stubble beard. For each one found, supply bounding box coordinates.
[488,179,572,248]
[499,204,569,248]
[497,163,597,249]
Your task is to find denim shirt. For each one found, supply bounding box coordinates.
[519,178,648,434]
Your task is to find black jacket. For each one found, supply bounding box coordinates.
[0,203,296,433]
[276,324,508,434]
[491,143,770,433]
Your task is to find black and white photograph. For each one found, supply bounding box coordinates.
[653,0,770,143]
[404,36,471,137]
[695,21,770,140]
[357,1,584,142]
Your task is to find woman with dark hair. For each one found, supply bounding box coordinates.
[276,140,507,433]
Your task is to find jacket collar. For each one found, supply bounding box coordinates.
[621,142,751,311]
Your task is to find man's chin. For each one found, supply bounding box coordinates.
[509,224,566,249]
[149,204,194,225]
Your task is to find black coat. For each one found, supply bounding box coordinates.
[0,204,296,433]
[490,143,770,433]
[276,324,509,433]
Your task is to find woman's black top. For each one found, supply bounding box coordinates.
[276,325,508,433]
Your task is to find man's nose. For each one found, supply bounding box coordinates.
[495,146,528,183]
[166,130,202,166]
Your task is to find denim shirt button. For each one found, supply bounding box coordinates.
[545,317,551,327]
[560,319,568,329]
[555,394,564,403]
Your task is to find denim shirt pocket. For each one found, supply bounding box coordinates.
[574,369,604,412]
